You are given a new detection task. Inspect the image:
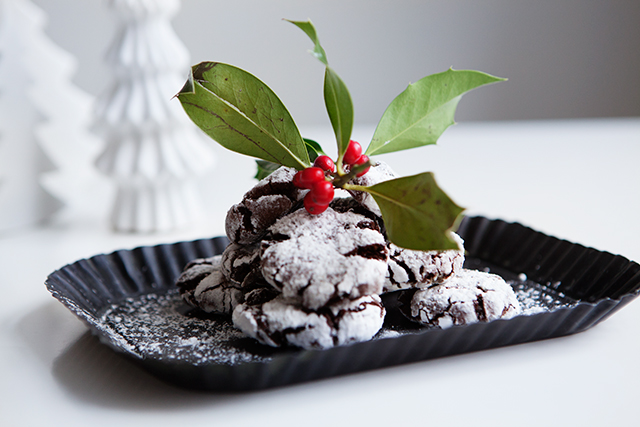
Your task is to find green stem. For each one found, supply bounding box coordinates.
[332,160,372,188]
[336,154,346,176]
[342,183,368,192]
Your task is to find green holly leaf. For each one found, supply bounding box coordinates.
[324,67,354,157]
[177,62,310,170]
[288,19,353,157]
[359,172,465,251]
[366,69,505,156]
[303,138,326,162]
[254,160,281,180]
[285,19,328,65]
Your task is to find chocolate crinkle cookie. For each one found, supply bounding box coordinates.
[225,166,307,244]
[176,247,277,316]
[400,269,521,328]
[232,294,385,350]
[176,255,244,315]
[384,234,465,292]
[260,206,388,310]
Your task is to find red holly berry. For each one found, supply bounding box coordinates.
[354,155,371,177]
[313,155,336,173]
[292,171,303,188]
[293,167,325,189]
[310,180,334,205]
[343,140,362,165]
[304,192,329,215]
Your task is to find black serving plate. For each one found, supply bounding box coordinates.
[45,216,640,391]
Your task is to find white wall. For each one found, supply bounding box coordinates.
[32,0,640,126]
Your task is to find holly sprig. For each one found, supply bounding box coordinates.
[177,19,505,251]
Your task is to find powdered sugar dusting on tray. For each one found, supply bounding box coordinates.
[511,280,575,314]
[100,289,272,366]
[463,258,576,315]
[97,268,577,366]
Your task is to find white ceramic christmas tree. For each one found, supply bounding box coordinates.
[0,0,90,232]
[94,0,215,233]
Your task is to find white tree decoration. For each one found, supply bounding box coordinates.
[0,0,88,232]
[94,0,215,233]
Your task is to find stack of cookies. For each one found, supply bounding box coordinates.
[177,163,521,350]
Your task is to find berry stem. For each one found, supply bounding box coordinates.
[341,183,368,192]
[332,159,372,188]
[336,154,346,176]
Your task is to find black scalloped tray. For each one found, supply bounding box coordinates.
[45,216,640,391]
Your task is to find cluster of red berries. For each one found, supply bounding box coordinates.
[293,140,371,215]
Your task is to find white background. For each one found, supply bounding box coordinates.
[31,0,640,126]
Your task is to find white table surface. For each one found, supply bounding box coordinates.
[2,118,639,426]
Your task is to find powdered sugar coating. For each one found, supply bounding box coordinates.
[225,167,307,244]
[261,207,388,310]
[232,294,385,350]
[409,269,521,328]
[348,160,397,216]
[384,234,465,292]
